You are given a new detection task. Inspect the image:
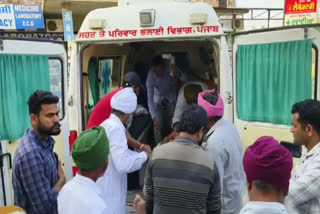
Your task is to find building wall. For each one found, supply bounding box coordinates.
[189,0,235,8]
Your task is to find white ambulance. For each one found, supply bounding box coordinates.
[68,0,233,139]
[69,0,319,156]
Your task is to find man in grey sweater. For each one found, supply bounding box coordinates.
[136,104,221,214]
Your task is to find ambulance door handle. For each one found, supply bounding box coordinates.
[68,96,73,107]
[0,153,12,169]
[225,92,233,104]
[0,152,11,206]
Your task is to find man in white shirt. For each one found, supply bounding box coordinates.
[287,99,320,214]
[58,126,110,214]
[172,81,208,131]
[240,136,293,214]
[97,87,149,214]
[198,89,246,214]
[159,82,208,144]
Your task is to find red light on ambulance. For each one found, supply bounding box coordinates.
[73,166,79,176]
[69,131,78,152]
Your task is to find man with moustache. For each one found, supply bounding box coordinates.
[13,90,66,214]
[286,99,320,213]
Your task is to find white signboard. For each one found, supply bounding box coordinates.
[0,4,16,29]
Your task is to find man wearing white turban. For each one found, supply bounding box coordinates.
[97,87,149,214]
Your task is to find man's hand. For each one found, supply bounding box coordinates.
[160,131,179,145]
[126,129,152,153]
[140,144,152,153]
[153,118,160,132]
[58,161,66,182]
[170,64,181,79]
[134,194,146,214]
[170,131,179,141]
[173,123,179,132]
[53,161,66,192]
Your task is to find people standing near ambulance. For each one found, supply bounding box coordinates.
[198,89,246,214]
[146,55,187,143]
[58,127,110,214]
[12,90,65,214]
[97,87,149,214]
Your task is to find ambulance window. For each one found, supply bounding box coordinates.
[236,40,313,125]
[49,58,64,119]
[97,57,122,99]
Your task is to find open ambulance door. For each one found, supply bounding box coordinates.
[0,38,73,206]
[232,26,320,155]
[218,36,234,121]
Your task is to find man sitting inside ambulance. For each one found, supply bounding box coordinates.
[172,81,208,131]
[159,82,208,144]
[161,78,217,144]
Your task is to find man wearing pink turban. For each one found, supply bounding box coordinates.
[198,89,246,214]
[241,136,293,214]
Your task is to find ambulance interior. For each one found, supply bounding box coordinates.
[81,39,220,147]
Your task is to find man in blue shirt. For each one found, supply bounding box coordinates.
[12,90,66,214]
[146,55,186,143]
[198,90,246,214]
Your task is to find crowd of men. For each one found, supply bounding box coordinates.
[10,55,320,214]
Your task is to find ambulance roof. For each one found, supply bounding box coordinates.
[77,0,224,42]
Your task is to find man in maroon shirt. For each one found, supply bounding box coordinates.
[87,88,121,129]
[87,72,151,153]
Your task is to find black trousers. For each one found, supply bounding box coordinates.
[127,114,152,189]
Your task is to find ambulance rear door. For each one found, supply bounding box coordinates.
[232,26,320,155]
[0,38,72,206]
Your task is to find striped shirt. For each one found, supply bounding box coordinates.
[287,142,320,214]
[144,137,221,214]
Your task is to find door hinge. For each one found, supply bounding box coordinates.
[0,40,3,51]
[225,91,233,104]
[68,96,73,107]
[304,28,308,39]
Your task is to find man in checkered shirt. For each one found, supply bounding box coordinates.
[287,99,320,214]
[12,91,66,214]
